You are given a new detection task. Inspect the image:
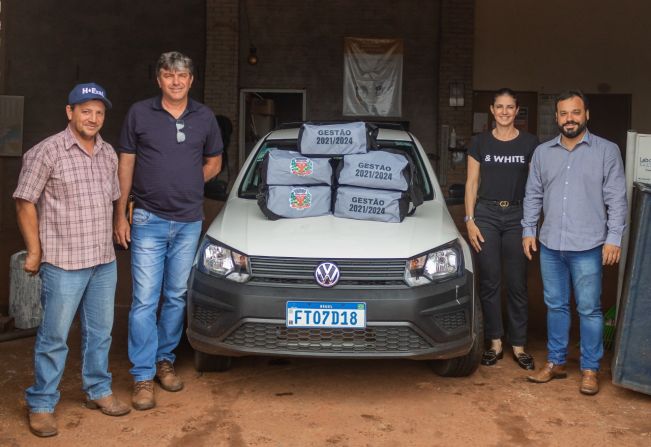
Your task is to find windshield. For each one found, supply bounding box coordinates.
[238,138,434,200]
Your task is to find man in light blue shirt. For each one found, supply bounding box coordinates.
[521,90,626,395]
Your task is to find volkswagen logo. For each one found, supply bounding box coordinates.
[314,262,340,288]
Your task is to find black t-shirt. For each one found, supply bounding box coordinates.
[468,131,539,201]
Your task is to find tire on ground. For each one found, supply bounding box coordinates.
[431,297,484,377]
[194,350,232,372]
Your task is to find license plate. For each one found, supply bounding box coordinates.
[286,301,366,329]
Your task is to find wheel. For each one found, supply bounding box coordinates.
[431,297,484,377]
[194,350,232,372]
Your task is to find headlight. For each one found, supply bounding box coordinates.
[404,242,462,287]
[196,239,251,283]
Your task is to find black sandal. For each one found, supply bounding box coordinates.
[481,349,503,366]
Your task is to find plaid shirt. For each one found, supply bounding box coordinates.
[13,126,120,270]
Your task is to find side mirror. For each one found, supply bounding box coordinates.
[445,183,465,206]
[204,178,229,202]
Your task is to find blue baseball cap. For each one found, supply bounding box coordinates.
[68,82,112,109]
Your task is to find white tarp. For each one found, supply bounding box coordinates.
[343,37,403,117]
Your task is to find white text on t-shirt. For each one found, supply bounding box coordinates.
[484,154,526,164]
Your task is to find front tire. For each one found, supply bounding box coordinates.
[431,297,484,377]
[194,350,232,372]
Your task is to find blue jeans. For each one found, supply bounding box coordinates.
[128,209,201,382]
[539,244,603,371]
[26,261,116,413]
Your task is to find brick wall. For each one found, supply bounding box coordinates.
[0,1,5,94]
[205,0,475,188]
[437,0,474,187]
[205,0,239,175]
[207,0,441,171]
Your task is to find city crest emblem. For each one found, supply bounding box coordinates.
[290,158,313,176]
[289,187,312,210]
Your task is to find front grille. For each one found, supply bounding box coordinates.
[248,256,407,289]
[432,310,467,332]
[223,322,431,353]
[193,304,223,327]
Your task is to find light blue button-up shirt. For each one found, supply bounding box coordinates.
[522,131,627,251]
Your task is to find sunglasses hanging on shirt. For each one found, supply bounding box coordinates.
[176,119,185,143]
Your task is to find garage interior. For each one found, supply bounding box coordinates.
[1,1,650,445]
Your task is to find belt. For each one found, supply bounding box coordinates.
[478,198,522,208]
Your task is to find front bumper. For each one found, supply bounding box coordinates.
[187,268,476,360]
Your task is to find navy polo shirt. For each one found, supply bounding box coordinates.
[118,96,223,222]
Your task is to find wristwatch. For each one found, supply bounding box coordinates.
[464,216,475,223]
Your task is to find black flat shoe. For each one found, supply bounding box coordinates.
[513,352,535,370]
[481,349,503,366]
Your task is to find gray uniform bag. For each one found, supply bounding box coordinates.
[337,150,410,191]
[261,149,333,186]
[334,186,409,223]
[258,185,332,220]
[336,149,424,213]
[298,122,378,156]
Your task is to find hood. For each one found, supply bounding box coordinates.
[205,197,460,259]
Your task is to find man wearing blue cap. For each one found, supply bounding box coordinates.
[14,83,130,437]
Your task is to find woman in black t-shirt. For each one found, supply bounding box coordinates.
[464,88,539,370]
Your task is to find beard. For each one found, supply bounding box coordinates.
[558,120,587,138]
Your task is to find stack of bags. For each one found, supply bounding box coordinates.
[257,122,422,223]
[258,149,334,219]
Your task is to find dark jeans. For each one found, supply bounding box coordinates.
[474,202,528,346]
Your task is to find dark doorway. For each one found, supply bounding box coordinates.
[585,94,632,160]
[239,89,306,167]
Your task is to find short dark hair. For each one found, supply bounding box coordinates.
[156,51,194,76]
[493,88,519,108]
[555,90,589,112]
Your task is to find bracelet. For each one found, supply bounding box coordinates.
[464,216,475,223]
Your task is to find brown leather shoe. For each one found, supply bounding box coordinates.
[527,361,567,383]
[156,360,184,392]
[86,394,131,416]
[132,380,155,411]
[28,412,57,437]
[580,369,599,395]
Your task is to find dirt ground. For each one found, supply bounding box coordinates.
[0,205,647,446]
[0,308,650,447]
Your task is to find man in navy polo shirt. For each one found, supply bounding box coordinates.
[113,51,223,410]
